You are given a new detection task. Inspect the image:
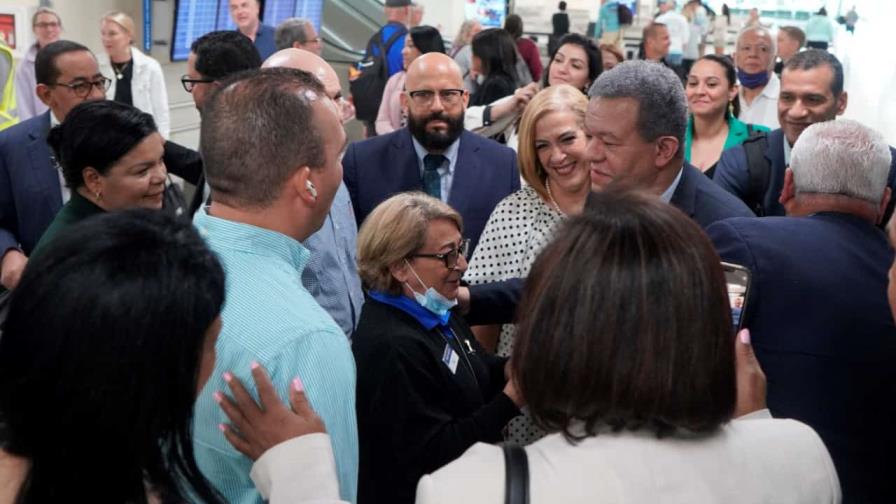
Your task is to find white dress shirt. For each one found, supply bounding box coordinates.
[738,72,780,129]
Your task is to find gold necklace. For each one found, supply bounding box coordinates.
[112,60,130,80]
[545,179,566,216]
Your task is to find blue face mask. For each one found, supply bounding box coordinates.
[737,67,771,89]
[404,260,458,317]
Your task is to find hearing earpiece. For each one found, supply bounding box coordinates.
[306,180,318,198]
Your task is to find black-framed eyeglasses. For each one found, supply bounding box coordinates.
[411,239,470,270]
[51,77,111,98]
[406,89,466,107]
[181,75,215,93]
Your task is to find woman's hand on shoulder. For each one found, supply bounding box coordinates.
[216,362,326,461]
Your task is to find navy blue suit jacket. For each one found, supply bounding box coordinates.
[342,129,520,253]
[0,112,61,256]
[714,128,896,222]
[668,162,755,227]
[707,213,896,503]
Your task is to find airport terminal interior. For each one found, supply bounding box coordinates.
[1,0,895,503]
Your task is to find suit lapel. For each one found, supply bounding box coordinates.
[26,113,61,205]
[393,129,424,192]
[447,131,478,218]
[767,129,786,171]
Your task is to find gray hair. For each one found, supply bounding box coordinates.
[791,120,892,204]
[275,17,313,51]
[735,26,776,70]
[200,68,327,208]
[587,60,687,152]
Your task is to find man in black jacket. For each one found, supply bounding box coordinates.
[164,31,262,215]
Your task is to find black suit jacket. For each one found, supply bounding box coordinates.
[707,212,896,503]
[342,128,520,253]
[163,140,206,216]
[714,128,896,223]
[353,297,517,504]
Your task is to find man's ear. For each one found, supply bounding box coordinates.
[779,168,796,206]
[835,91,848,116]
[289,166,316,206]
[655,136,680,168]
[878,187,892,225]
[36,83,53,107]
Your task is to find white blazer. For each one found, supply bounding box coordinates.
[99,48,170,138]
[416,411,841,504]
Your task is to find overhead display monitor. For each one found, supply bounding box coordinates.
[464,0,507,28]
[172,0,323,62]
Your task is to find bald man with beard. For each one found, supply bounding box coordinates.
[261,48,364,338]
[342,52,520,254]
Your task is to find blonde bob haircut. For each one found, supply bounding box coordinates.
[357,192,463,295]
[102,11,136,44]
[517,84,588,200]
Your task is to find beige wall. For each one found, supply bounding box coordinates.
[11,0,145,59]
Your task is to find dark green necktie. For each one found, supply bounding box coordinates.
[423,154,446,200]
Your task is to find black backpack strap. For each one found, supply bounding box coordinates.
[503,444,530,504]
[741,132,771,217]
[379,27,407,74]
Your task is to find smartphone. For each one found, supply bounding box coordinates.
[722,262,751,332]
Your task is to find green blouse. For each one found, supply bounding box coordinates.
[684,115,770,172]
[31,190,105,258]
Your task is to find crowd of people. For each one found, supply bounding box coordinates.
[0,1,892,503]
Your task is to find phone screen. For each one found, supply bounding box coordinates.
[722,262,751,332]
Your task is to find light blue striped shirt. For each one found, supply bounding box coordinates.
[302,182,364,338]
[192,208,358,504]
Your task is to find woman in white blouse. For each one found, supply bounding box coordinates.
[418,191,840,504]
[99,11,170,138]
[464,84,590,444]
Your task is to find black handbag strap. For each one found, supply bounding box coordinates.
[503,444,530,504]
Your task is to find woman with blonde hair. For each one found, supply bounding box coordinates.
[352,192,522,504]
[465,84,590,444]
[99,10,170,137]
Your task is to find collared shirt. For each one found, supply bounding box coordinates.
[738,72,780,130]
[301,182,364,338]
[660,167,685,204]
[192,208,358,504]
[49,112,70,204]
[246,24,277,60]
[412,136,461,203]
[367,289,451,331]
[14,44,47,121]
[783,136,793,166]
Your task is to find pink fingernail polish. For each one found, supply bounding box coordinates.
[218,423,227,432]
[293,376,304,392]
[251,361,260,370]
[213,391,223,403]
[223,371,233,383]
[739,329,751,344]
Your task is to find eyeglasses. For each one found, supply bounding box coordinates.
[34,22,60,29]
[406,89,466,107]
[51,77,111,98]
[411,239,470,270]
[181,75,215,93]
